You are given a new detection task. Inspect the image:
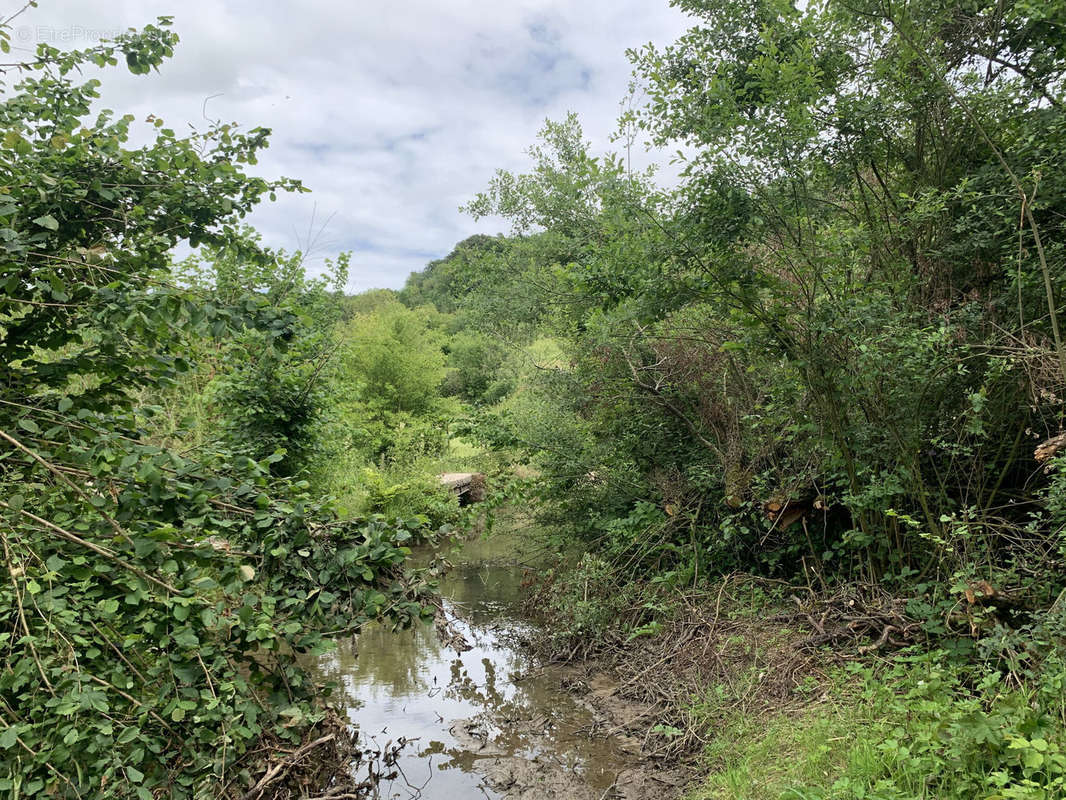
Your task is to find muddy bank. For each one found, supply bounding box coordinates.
[312,532,686,799]
[447,668,689,800]
[525,573,842,763]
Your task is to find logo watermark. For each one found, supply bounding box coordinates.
[16,25,123,44]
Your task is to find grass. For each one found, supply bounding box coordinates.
[683,653,1066,800]
[687,683,884,800]
[519,563,1066,800]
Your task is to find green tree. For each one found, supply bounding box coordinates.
[0,18,426,798]
[340,300,448,415]
[453,0,1066,592]
[175,231,352,475]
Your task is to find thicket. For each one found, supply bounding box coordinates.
[415,0,1066,625]
[0,18,439,798]
[313,294,470,523]
[398,0,1066,794]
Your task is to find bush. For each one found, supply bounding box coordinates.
[356,465,460,530]
[442,330,513,404]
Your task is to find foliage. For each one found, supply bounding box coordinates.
[306,295,485,528]
[399,235,510,314]
[338,299,448,416]
[169,229,352,476]
[441,330,513,405]
[389,8,1066,795]
[532,552,637,649]
[355,465,460,526]
[687,647,1066,800]
[0,20,429,798]
[440,0,1066,605]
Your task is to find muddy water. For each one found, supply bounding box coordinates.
[312,533,637,799]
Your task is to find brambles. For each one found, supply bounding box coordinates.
[0,18,432,798]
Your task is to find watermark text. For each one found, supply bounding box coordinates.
[16,25,123,45]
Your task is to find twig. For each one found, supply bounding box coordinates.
[0,531,53,692]
[0,501,178,594]
[242,733,336,800]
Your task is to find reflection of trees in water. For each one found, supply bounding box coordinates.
[310,636,358,689]
[445,652,529,714]
[354,621,443,697]
[309,545,626,793]
[435,650,624,773]
[315,561,524,707]
[442,564,523,624]
[314,620,444,703]
[433,655,564,767]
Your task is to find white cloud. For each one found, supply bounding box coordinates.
[14,0,692,290]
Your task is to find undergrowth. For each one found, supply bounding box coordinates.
[688,650,1066,800]
[522,551,1066,800]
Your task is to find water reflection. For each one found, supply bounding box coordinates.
[312,534,627,798]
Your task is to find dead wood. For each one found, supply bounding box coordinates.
[524,574,929,761]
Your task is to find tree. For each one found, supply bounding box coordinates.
[0,17,426,798]
[340,300,448,415]
[176,230,352,475]
[454,0,1066,589]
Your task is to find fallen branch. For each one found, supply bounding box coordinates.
[242,734,336,800]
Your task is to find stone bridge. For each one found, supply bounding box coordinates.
[439,472,486,505]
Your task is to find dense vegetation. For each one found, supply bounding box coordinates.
[411,0,1066,613]
[0,18,444,799]
[5,0,1066,797]
[399,0,1066,796]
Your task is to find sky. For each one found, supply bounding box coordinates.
[13,1,693,291]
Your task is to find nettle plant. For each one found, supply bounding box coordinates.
[0,15,430,799]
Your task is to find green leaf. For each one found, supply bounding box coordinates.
[32,214,59,231]
[1023,749,1045,769]
[117,726,140,745]
[0,727,17,749]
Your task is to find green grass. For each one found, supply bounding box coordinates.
[684,654,1066,800]
[445,436,481,460]
[688,696,883,800]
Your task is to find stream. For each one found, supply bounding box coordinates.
[312,533,657,799]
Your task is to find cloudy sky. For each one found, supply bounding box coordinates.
[15,1,692,291]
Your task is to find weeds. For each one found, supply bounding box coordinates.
[522,559,1066,799]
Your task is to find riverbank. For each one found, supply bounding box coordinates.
[303,512,1066,799]
[521,556,1066,800]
